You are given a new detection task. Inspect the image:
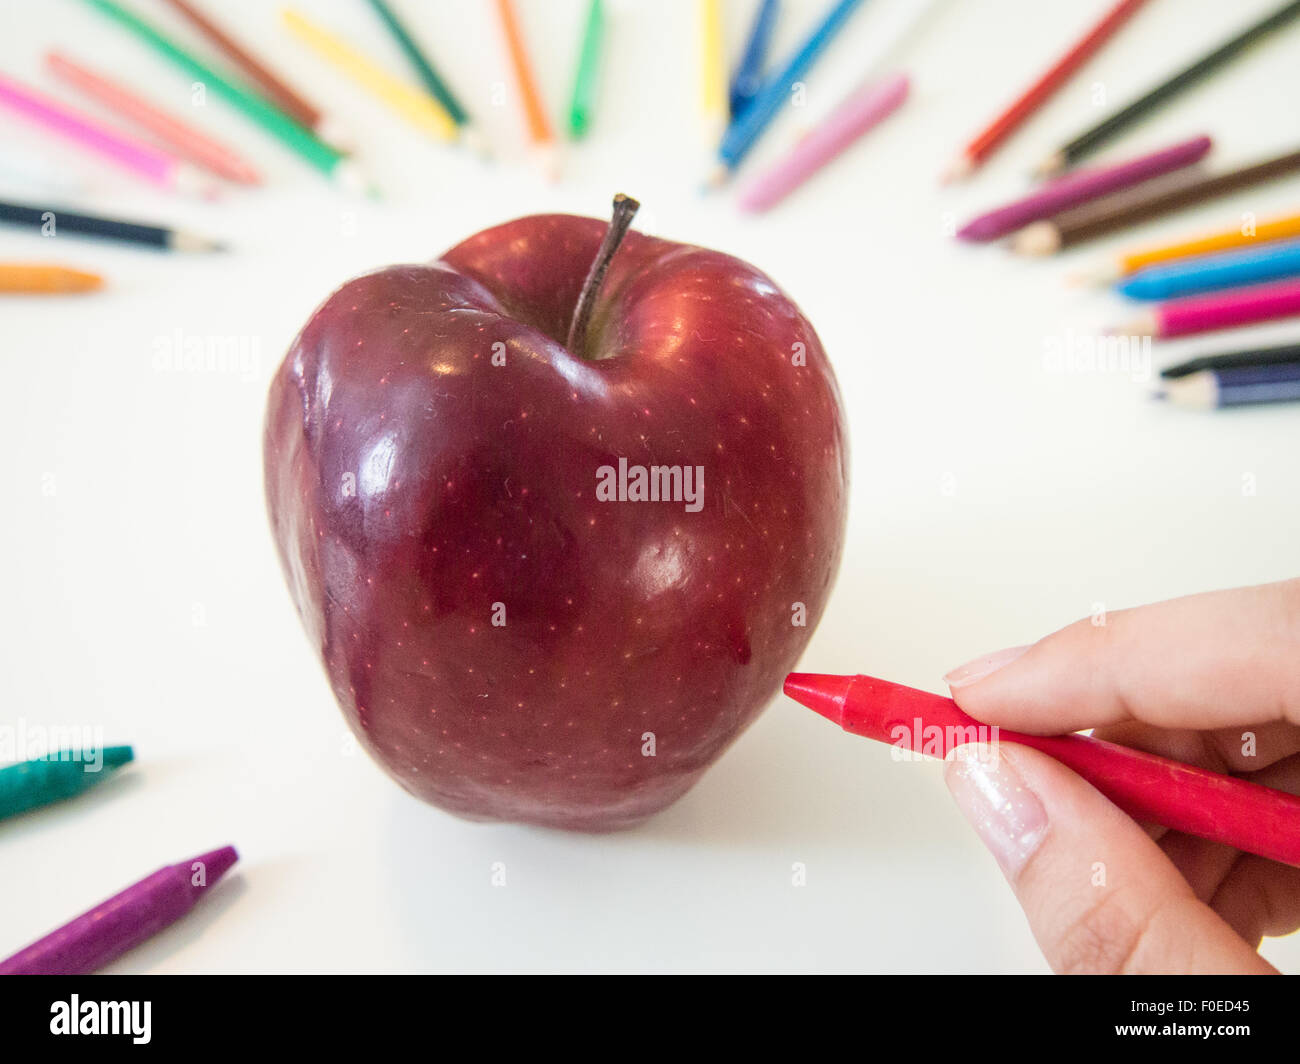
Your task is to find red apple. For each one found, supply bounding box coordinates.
[264,197,848,830]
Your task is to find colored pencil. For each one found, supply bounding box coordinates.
[0,72,213,196]
[46,52,261,185]
[738,72,908,212]
[956,134,1212,242]
[699,0,728,141]
[494,0,558,173]
[0,846,238,975]
[1120,239,1300,300]
[0,264,104,294]
[1080,210,1300,284]
[159,0,344,149]
[0,747,131,818]
[0,199,224,252]
[730,0,780,116]
[785,673,1300,868]
[711,0,868,182]
[1114,278,1300,339]
[1036,0,1300,176]
[364,0,483,152]
[1160,340,1300,379]
[1015,148,1300,255]
[943,0,1149,182]
[282,8,455,143]
[568,0,605,139]
[1156,363,1300,408]
[79,0,365,192]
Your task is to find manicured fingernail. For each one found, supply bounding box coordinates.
[944,744,1047,878]
[943,644,1032,688]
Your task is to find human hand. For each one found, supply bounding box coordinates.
[942,579,1300,974]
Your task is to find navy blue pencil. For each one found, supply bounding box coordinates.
[1157,362,1300,408]
[730,0,780,116]
[709,0,868,184]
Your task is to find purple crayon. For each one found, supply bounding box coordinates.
[0,845,238,974]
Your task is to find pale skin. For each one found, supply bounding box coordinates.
[942,578,1300,974]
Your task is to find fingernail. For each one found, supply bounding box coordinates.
[944,744,1047,878]
[943,644,1032,689]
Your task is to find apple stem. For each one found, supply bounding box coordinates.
[566,193,640,357]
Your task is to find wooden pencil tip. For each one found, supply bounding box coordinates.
[1011,222,1061,257]
[939,154,974,184]
[1031,151,1065,181]
[702,163,731,193]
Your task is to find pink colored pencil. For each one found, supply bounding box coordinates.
[1115,278,1300,338]
[45,52,261,185]
[956,134,1212,242]
[0,71,213,196]
[738,72,909,213]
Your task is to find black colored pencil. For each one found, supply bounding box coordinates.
[0,200,223,252]
[1037,0,1300,175]
[1156,362,1300,408]
[1160,340,1300,379]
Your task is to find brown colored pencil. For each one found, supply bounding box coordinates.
[1015,147,1300,255]
[159,0,345,148]
[0,263,103,293]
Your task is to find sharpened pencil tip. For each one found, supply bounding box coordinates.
[702,163,731,192]
[102,746,133,771]
[783,672,852,726]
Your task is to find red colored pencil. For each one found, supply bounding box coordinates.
[785,672,1300,867]
[942,0,1149,182]
[46,52,261,185]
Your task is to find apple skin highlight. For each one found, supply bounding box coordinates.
[263,211,848,830]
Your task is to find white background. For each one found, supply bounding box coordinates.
[1,0,1297,973]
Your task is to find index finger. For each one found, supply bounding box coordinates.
[945,579,1300,735]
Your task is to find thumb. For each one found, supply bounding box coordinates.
[944,741,1275,974]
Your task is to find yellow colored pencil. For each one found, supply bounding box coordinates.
[281,7,455,142]
[1082,210,1300,284]
[699,0,727,142]
[0,263,103,293]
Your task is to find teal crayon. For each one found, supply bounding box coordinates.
[0,746,133,820]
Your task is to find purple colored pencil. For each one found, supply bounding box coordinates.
[0,846,238,975]
[956,134,1213,242]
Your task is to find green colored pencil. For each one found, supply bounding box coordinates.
[0,747,133,821]
[568,0,605,139]
[79,0,366,190]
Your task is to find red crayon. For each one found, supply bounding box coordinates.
[785,673,1300,868]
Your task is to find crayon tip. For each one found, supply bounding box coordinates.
[191,845,239,885]
[783,672,852,726]
[101,745,133,771]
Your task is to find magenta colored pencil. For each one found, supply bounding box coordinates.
[0,71,210,195]
[0,846,238,975]
[738,72,910,213]
[956,134,1212,242]
[1116,278,1300,338]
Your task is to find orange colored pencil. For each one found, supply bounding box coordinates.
[46,52,261,185]
[0,263,103,293]
[494,0,556,165]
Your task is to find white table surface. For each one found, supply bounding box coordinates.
[1,0,1297,973]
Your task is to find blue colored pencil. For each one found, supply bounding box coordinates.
[729,0,780,116]
[1121,239,1300,300]
[710,0,868,182]
[1158,361,1300,408]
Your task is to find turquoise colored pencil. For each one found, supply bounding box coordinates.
[364,0,470,130]
[0,746,133,821]
[78,0,365,190]
[1120,239,1300,300]
[568,0,605,138]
